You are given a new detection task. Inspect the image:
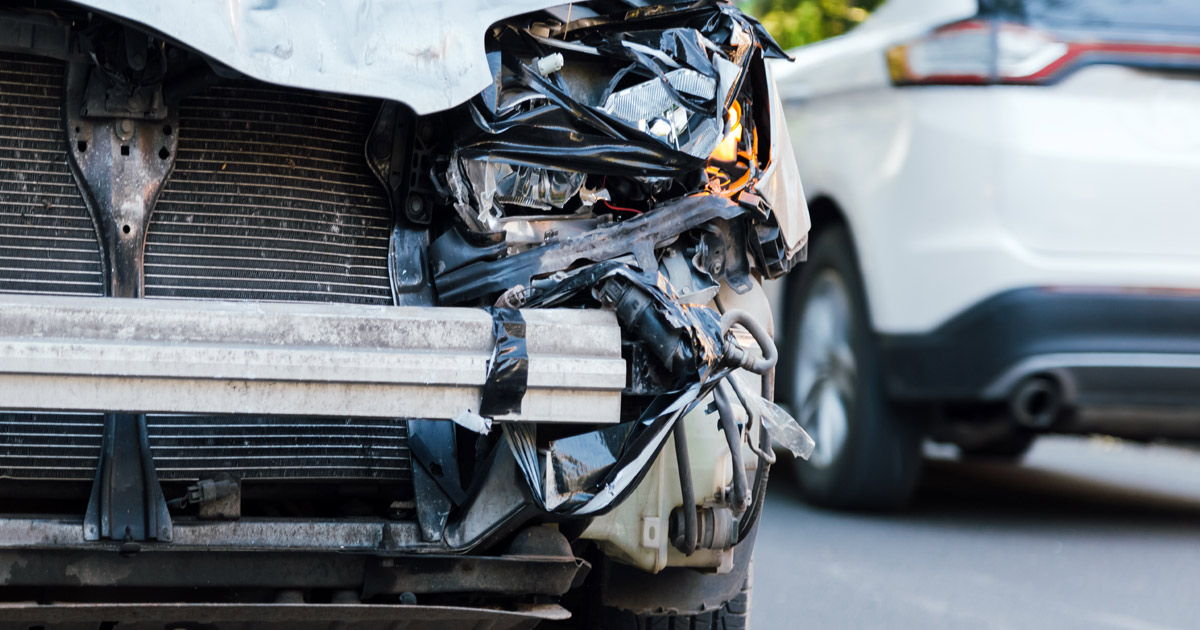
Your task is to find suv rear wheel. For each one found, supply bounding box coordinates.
[782,225,921,510]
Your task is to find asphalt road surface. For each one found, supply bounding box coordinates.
[753,436,1200,630]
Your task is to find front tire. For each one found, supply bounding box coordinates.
[782,225,921,510]
[595,575,751,630]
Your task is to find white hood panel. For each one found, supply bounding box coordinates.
[72,0,563,114]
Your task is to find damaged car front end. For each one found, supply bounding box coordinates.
[0,1,810,626]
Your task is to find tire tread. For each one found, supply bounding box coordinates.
[598,576,751,630]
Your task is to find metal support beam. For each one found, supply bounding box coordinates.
[83,413,172,542]
[0,295,624,422]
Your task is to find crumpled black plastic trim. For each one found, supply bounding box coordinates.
[480,307,529,417]
[494,261,733,515]
[453,2,785,180]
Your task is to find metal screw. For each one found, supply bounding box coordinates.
[127,92,146,112]
[407,195,425,217]
[116,119,136,143]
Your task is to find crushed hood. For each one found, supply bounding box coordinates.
[67,0,565,114]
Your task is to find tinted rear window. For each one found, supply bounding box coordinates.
[986,0,1200,31]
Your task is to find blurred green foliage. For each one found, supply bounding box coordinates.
[743,0,886,50]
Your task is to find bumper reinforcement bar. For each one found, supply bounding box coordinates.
[0,294,625,423]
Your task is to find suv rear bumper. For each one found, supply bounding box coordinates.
[880,287,1200,408]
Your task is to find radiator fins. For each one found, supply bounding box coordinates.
[0,413,103,480]
[0,54,104,296]
[144,83,394,304]
[148,415,412,482]
[0,414,411,482]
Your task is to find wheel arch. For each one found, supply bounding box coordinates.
[778,195,875,406]
[781,194,872,340]
[775,196,924,509]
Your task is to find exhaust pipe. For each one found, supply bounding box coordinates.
[1009,375,1063,429]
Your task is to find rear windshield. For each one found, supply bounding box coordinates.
[986,0,1200,31]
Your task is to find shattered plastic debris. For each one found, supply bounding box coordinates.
[760,398,816,460]
[731,374,815,460]
[453,158,587,232]
[493,165,584,211]
[451,410,493,435]
[447,2,790,196]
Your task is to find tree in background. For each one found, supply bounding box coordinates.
[743,0,885,50]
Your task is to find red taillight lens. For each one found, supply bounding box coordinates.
[887,19,1200,86]
[886,20,994,85]
[887,20,1067,85]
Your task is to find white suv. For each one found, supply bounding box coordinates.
[773,0,1200,509]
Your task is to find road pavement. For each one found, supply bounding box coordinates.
[753,436,1200,630]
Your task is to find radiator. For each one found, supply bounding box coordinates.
[0,54,103,296]
[144,82,394,304]
[0,413,411,482]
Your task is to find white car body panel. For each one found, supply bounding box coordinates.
[72,0,563,115]
[776,0,1200,335]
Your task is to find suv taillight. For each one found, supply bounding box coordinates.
[887,19,1200,86]
[887,20,1067,85]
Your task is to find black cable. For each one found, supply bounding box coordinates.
[715,384,749,516]
[673,418,698,555]
[738,366,777,541]
[738,419,773,541]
